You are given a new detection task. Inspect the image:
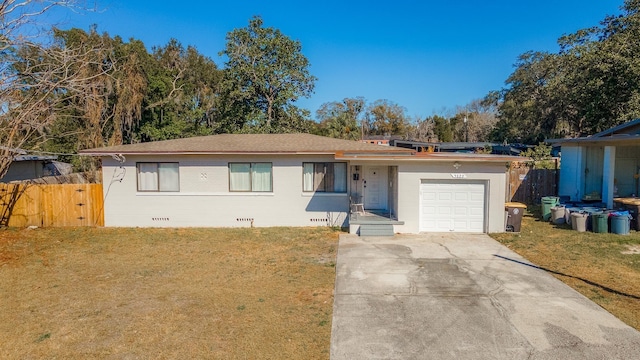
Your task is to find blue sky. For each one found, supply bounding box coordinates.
[57,1,623,120]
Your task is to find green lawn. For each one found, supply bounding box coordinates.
[491,209,640,331]
[0,227,338,359]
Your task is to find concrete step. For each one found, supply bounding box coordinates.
[359,224,394,236]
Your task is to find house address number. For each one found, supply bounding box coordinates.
[451,173,467,179]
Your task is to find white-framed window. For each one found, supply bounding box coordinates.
[229,162,273,192]
[303,162,347,193]
[136,162,180,192]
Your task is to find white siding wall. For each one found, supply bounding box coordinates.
[394,162,508,233]
[101,154,349,227]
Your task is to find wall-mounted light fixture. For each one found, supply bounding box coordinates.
[453,161,461,170]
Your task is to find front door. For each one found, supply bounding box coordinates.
[364,167,388,210]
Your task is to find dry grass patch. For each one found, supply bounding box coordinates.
[492,210,640,331]
[0,227,339,359]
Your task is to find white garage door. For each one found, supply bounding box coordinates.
[419,181,486,233]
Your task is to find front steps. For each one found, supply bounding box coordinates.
[358,223,395,236]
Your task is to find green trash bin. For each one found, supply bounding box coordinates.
[591,213,608,233]
[541,196,559,221]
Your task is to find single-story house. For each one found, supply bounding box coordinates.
[80,133,519,234]
[0,148,71,183]
[548,119,640,208]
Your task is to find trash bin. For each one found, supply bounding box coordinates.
[565,207,581,226]
[550,206,566,225]
[624,199,640,231]
[541,196,559,221]
[505,202,527,232]
[611,211,631,235]
[591,213,608,233]
[582,208,602,231]
[571,212,588,232]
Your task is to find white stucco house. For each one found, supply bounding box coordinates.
[80,133,518,234]
[548,119,640,208]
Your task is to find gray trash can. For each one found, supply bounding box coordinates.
[551,206,566,225]
[505,202,527,232]
[571,212,588,232]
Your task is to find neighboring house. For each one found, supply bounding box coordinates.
[0,151,70,183]
[390,140,524,156]
[548,119,640,208]
[80,133,519,234]
[360,135,404,146]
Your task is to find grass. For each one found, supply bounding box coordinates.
[0,227,339,359]
[491,208,640,331]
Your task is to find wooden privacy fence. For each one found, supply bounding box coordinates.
[0,183,104,227]
[507,161,558,205]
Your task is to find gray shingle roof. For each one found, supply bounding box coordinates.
[80,133,413,155]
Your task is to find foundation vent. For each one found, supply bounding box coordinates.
[310,218,328,223]
[236,218,254,222]
[152,217,170,221]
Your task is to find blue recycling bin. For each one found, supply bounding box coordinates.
[610,211,631,235]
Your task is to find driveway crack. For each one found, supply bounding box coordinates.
[434,240,457,258]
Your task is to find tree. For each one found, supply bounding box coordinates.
[406,116,435,142]
[424,115,449,142]
[0,1,101,178]
[492,0,640,143]
[220,16,316,132]
[138,39,222,141]
[460,98,498,142]
[365,99,409,136]
[316,97,365,140]
[521,143,556,169]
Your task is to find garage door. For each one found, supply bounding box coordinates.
[419,181,486,232]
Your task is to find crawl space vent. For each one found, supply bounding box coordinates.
[310,218,328,223]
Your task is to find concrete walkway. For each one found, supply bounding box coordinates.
[330,234,640,359]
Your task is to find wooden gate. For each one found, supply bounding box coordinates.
[507,161,558,205]
[0,183,104,227]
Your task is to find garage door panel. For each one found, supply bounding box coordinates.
[454,192,469,201]
[421,206,437,216]
[453,220,470,230]
[421,191,436,201]
[469,220,484,229]
[453,207,468,216]
[420,181,486,233]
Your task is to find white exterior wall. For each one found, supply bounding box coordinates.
[101,154,349,228]
[558,146,583,201]
[394,161,508,233]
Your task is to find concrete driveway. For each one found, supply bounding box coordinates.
[330,234,640,359]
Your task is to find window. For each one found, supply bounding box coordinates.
[137,163,179,192]
[303,162,347,193]
[229,163,272,192]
